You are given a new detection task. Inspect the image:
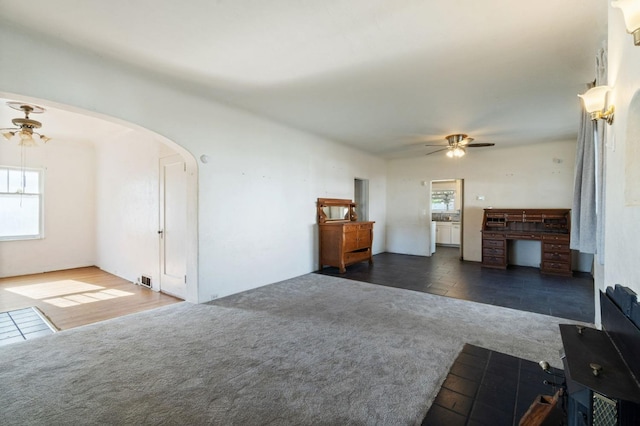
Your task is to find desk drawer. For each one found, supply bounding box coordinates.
[543,243,570,253]
[483,239,505,249]
[543,252,571,262]
[506,233,540,240]
[482,232,505,240]
[483,247,505,257]
[542,234,570,242]
[483,255,505,266]
[542,261,571,273]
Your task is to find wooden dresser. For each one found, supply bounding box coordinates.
[481,208,572,276]
[317,198,374,273]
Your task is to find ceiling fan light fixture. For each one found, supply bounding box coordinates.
[2,102,52,146]
[425,133,493,157]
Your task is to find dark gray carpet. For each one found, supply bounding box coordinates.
[0,274,585,425]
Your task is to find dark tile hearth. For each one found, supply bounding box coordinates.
[317,247,594,323]
[422,344,565,426]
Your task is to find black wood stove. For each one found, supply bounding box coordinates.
[560,286,640,425]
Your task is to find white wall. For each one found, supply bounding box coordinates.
[94,129,174,287]
[0,139,96,277]
[198,120,387,299]
[0,23,386,302]
[387,140,578,263]
[604,5,640,297]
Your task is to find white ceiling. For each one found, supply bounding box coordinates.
[0,0,608,158]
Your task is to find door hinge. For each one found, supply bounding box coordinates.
[184,275,187,284]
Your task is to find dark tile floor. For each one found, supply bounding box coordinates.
[422,344,565,426]
[317,247,594,323]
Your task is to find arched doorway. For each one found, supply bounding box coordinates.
[0,92,199,302]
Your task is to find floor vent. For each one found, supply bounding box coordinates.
[140,275,152,288]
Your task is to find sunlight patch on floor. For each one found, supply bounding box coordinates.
[6,280,135,308]
[44,290,135,307]
[6,280,104,299]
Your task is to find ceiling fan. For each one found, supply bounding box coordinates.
[1,102,51,146]
[425,133,494,157]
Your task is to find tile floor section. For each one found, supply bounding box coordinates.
[0,307,56,346]
[317,247,594,323]
[422,344,565,426]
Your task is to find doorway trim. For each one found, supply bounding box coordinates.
[354,178,369,221]
[430,178,464,260]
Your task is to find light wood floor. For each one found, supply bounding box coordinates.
[0,267,181,330]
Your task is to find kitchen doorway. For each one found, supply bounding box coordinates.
[354,178,369,221]
[430,179,464,260]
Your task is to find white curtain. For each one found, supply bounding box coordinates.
[571,46,607,264]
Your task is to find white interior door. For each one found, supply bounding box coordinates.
[159,155,187,299]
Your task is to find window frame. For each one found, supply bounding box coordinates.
[431,189,456,212]
[0,166,45,241]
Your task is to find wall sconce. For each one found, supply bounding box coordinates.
[612,0,640,46]
[578,86,615,125]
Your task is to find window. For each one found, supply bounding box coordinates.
[0,166,44,240]
[431,190,455,211]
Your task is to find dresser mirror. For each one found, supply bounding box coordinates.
[317,198,357,223]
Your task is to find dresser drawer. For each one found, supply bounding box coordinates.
[357,234,371,249]
[542,252,571,262]
[344,249,370,264]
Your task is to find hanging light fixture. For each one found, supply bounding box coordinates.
[1,102,51,145]
[612,0,640,46]
[2,101,52,194]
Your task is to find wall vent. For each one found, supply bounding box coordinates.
[140,275,152,288]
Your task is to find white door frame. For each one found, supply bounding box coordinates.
[159,154,188,299]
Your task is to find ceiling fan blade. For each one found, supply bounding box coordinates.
[467,143,495,148]
[425,148,449,156]
[424,143,447,147]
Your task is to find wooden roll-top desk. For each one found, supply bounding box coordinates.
[481,208,572,276]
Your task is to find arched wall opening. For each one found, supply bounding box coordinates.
[0,91,199,303]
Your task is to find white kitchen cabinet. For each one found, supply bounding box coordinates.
[436,222,460,246]
[451,222,461,245]
[436,222,452,245]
